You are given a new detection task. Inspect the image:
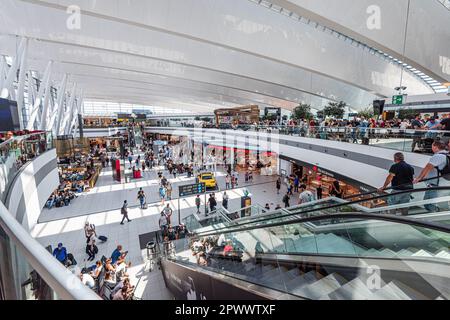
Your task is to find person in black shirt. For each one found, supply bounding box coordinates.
[379,152,414,215]
[435,114,450,139]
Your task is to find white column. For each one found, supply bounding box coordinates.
[16,39,28,130]
[1,38,25,99]
[39,61,54,131]
[55,74,68,135]
[26,61,52,130]
[60,82,76,135]
[0,56,6,90]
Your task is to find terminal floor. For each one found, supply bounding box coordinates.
[32,166,292,299]
[38,165,280,223]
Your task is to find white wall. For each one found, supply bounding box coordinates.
[5,149,59,231]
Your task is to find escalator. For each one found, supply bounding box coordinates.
[163,200,450,300]
[183,186,450,236]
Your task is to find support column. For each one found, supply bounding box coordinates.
[55,74,68,135]
[60,82,76,136]
[1,38,25,99]
[39,61,54,131]
[16,39,28,130]
[26,61,52,130]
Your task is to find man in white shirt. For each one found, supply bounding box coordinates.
[298,185,315,205]
[414,140,449,212]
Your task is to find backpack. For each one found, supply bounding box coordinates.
[437,154,450,180]
[121,207,127,215]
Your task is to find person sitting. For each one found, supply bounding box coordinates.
[115,258,130,282]
[111,245,127,265]
[90,260,103,280]
[46,194,56,209]
[80,273,96,290]
[104,271,116,288]
[110,277,133,300]
[52,243,67,265]
[112,285,131,300]
[223,240,234,256]
[197,251,208,266]
[105,258,116,274]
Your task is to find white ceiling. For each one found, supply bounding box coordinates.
[0,0,438,114]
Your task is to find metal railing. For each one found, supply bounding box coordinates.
[0,201,100,300]
[0,132,53,198]
[145,124,450,154]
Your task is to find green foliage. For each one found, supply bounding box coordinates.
[323,101,346,119]
[291,104,313,120]
[358,106,374,119]
[398,109,418,120]
[201,117,211,122]
[194,116,201,121]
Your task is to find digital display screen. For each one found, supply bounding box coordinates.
[0,98,20,131]
[179,183,206,197]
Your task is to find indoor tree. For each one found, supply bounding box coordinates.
[291,103,313,120]
[323,101,346,119]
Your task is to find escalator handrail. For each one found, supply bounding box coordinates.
[342,175,450,200]
[192,186,450,235]
[192,212,450,238]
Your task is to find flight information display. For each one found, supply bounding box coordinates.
[179,183,206,197]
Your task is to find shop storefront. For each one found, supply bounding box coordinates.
[279,155,375,199]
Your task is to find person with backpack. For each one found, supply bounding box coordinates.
[195,195,201,214]
[414,140,450,212]
[282,192,290,208]
[120,200,131,225]
[298,185,314,204]
[379,152,414,215]
[137,188,146,209]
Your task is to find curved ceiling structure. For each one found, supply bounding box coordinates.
[0,0,445,115]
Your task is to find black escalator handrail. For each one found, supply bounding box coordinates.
[192,187,450,236]
[192,212,450,238]
[343,175,450,200]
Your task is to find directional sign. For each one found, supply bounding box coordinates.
[392,95,404,105]
[179,183,206,197]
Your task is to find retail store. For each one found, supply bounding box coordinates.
[279,155,375,199]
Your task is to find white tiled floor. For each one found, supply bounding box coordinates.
[32,164,290,299]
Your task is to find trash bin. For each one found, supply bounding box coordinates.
[146,241,158,261]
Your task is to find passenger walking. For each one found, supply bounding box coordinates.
[276,177,281,194]
[414,141,450,212]
[282,192,290,208]
[166,182,173,200]
[222,191,229,210]
[137,188,146,209]
[162,204,173,225]
[379,152,414,215]
[298,185,315,204]
[195,195,201,214]
[159,185,166,205]
[120,200,131,225]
